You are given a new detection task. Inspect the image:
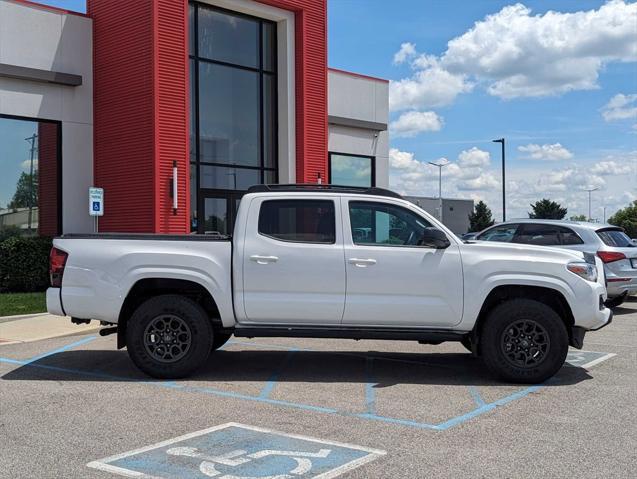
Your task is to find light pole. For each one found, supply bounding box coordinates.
[585,187,599,221]
[25,133,37,233]
[428,159,449,222]
[492,138,506,221]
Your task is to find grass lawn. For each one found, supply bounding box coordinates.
[0,292,47,317]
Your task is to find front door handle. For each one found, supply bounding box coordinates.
[348,258,377,267]
[250,255,279,265]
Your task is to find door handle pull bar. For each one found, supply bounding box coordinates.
[250,255,279,264]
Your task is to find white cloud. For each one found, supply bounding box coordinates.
[518,143,574,161]
[457,172,500,191]
[590,160,633,175]
[390,1,637,110]
[389,55,473,110]
[393,42,417,65]
[601,93,637,121]
[390,110,444,137]
[458,147,490,168]
[20,159,38,170]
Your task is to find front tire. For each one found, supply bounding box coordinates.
[126,294,213,379]
[481,299,568,384]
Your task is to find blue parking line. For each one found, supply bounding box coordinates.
[27,336,98,363]
[468,386,486,407]
[364,357,376,414]
[0,337,546,432]
[259,348,298,399]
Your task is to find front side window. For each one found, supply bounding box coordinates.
[349,201,432,246]
[258,200,335,244]
[329,153,374,187]
[477,224,519,242]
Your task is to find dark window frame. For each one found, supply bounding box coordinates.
[0,113,63,236]
[328,152,375,187]
[258,199,337,245]
[189,1,278,234]
[348,200,434,248]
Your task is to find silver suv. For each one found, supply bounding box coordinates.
[475,220,637,307]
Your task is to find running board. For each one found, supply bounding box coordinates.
[233,325,468,342]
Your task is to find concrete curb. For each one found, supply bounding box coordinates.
[0,314,101,345]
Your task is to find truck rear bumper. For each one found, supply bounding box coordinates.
[46,287,65,317]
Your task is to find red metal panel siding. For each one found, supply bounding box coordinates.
[37,122,59,236]
[90,0,326,233]
[89,0,156,232]
[155,0,189,233]
[257,0,328,183]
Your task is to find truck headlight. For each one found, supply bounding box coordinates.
[567,262,598,282]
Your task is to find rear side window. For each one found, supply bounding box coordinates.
[477,224,519,242]
[258,200,335,244]
[597,228,634,247]
[560,227,584,245]
[513,224,561,245]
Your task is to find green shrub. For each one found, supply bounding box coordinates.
[0,236,52,292]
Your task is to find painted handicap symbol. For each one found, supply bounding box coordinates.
[88,423,384,478]
[167,446,331,478]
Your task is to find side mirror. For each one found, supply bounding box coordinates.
[420,228,451,249]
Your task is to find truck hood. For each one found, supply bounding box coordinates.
[467,240,585,263]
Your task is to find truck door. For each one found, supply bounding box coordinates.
[241,195,346,325]
[342,199,463,327]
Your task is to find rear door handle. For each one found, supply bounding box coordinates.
[348,258,377,267]
[250,255,279,265]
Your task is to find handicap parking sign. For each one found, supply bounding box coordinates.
[88,422,385,478]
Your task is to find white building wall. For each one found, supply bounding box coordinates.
[0,0,93,233]
[328,69,389,188]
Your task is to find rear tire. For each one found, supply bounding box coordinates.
[480,299,568,384]
[126,294,213,379]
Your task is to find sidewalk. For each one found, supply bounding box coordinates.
[0,313,100,345]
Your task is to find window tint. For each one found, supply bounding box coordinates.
[329,153,373,187]
[597,229,634,247]
[349,202,433,246]
[477,224,519,242]
[513,224,561,245]
[560,227,584,245]
[258,200,335,243]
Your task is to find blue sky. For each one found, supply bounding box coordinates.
[32,0,637,220]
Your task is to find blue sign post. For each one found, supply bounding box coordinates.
[88,187,104,232]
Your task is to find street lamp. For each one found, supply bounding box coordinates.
[428,159,449,222]
[492,138,506,221]
[584,187,599,221]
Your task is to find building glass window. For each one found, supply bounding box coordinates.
[0,115,61,237]
[190,2,277,234]
[329,153,374,187]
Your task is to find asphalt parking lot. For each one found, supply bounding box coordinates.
[1,298,636,478]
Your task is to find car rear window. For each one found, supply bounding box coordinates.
[597,228,634,247]
[258,199,336,244]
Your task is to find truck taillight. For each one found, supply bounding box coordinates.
[597,251,626,263]
[49,247,68,288]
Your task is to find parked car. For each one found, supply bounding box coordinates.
[47,185,611,383]
[474,219,637,307]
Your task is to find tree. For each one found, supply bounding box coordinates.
[569,214,587,221]
[468,200,495,232]
[608,200,637,238]
[529,199,567,220]
[8,172,38,210]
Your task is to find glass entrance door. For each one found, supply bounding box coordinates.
[198,191,242,235]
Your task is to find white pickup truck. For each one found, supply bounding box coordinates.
[47,185,612,383]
